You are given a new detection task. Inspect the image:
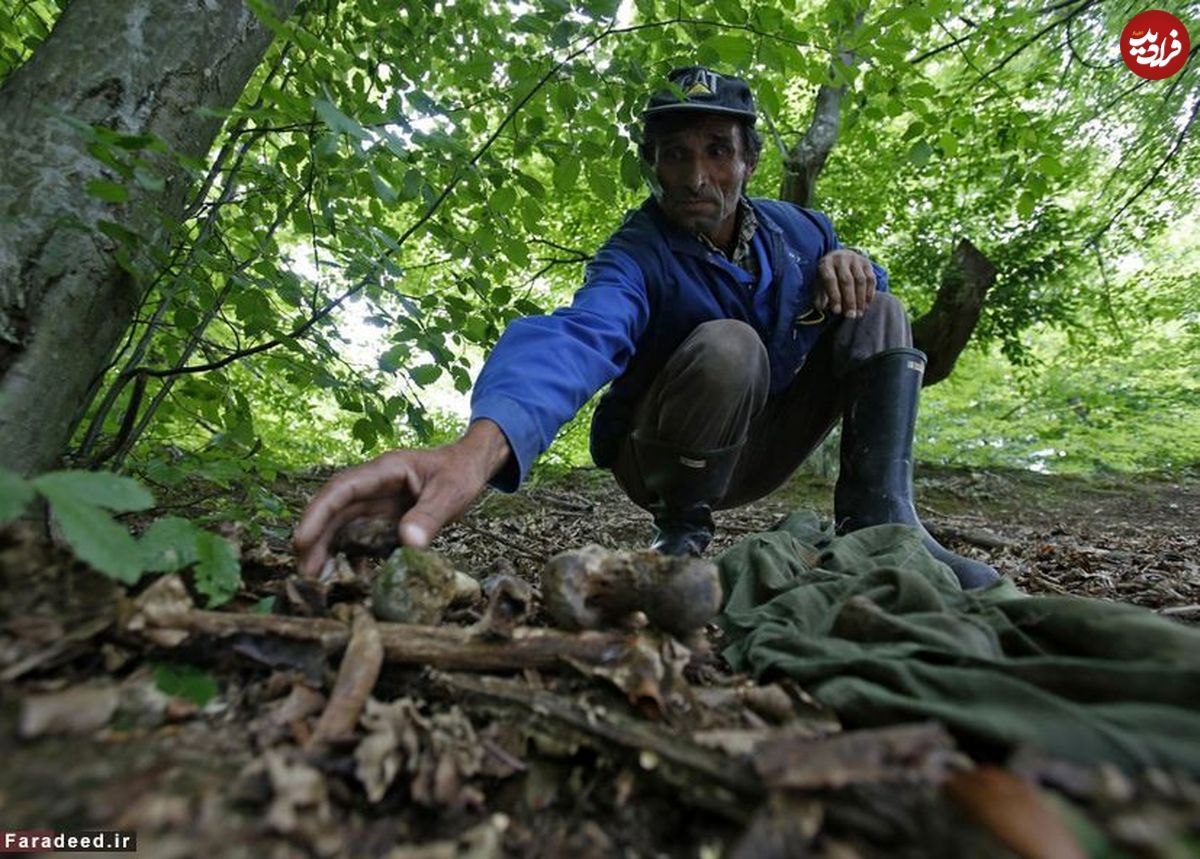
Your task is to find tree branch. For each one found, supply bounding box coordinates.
[1087,95,1199,248]
[983,0,1102,78]
[780,5,868,207]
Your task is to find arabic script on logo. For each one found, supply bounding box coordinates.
[1121,10,1190,80]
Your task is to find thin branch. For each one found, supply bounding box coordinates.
[984,0,1102,78]
[1087,95,1199,247]
[909,19,978,64]
[119,14,825,388]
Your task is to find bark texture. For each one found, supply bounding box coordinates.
[780,83,847,209]
[0,0,297,476]
[912,239,997,386]
[779,11,864,208]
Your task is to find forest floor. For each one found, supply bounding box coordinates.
[1,463,1198,858]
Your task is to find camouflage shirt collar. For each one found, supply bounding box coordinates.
[697,197,758,271]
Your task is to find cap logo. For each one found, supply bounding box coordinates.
[679,68,720,97]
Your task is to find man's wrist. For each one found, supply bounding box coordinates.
[460,418,512,482]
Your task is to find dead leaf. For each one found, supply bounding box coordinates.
[355,696,483,808]
[231,632,326,684]
[263,748,342,856]
[18,682,120,737]
[469,574,532,640]
[122,574,193,647]
[945,767,1087,859]
[251,682,327,748]
[563,632,691,719]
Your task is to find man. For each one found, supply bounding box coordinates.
[295,67,999,590]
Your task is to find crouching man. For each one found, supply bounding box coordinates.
[295,66,999,590]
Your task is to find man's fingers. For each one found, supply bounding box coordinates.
[818,257,841,314]
[397,469,485,550]
[295,497,400,577]
[853,260,875,317]
[294,454,420,549]
[836,256,858,317]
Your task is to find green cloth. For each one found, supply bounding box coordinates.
[716,512,1200,774]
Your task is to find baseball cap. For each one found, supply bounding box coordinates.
[642,66,757,124]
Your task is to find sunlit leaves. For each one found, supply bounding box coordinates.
[18,0,1185,482]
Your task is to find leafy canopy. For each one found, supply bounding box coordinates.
[4,0,1196,478]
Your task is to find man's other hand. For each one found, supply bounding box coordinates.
[293,419,511,578]
[816,249,877,319]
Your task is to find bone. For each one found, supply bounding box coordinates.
[540,546,723,638]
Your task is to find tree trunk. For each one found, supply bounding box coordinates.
[0,0,298,477]
[781,83,847,208]
[911,239,997,386]
[779,10,864,208]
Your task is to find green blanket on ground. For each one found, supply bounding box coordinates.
[716,512,1200,774]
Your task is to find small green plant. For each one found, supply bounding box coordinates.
[0,467,241,606]
[152,662,219,706]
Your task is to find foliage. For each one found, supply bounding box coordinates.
[153,662,219,707]
[1,467,242,604]
[2,0,1197,478]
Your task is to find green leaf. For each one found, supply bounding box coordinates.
[587,169,616,202]
[252,596,277,615]
[313,96,371,141]
[553,157,579,191]
[620,150,643,190]
[133,165,164,192]
[138,516,200,573]
[410,364,442,386]
[907,140,934,166]
[352,417,377,451]
[552,83,577,112]
[0,468,35,521]
[194,531,240,607]
[32,470,155,513]
[378,343,409,373]
[153,662,218,706]
[85,179,129,204]
[1017,191,1036,219]
[701,34,753,66]
[41,493,144,584]
[369,168,398,204]
[490,184,517,212]
[516,172,546,198]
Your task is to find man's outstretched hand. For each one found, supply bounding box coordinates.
[293,419,511,578]
[816,248,877,319]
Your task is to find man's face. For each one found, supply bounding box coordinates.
[648,114,756,243]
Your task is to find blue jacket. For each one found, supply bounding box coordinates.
[469,196,889,491]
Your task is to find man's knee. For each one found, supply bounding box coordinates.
[864,293,912,346]
[833,292,913,369]
[675,319,768,392]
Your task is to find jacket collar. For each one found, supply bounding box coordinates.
[643,196,781,262]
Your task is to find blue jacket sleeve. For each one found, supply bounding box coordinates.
[469,246,650,492]
[810,209,890,293]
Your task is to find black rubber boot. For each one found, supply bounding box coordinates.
[834,348,1001,590]
[632,433,742,557]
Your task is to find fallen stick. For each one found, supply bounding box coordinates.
[126,575,631,673]
[307,607,383,748]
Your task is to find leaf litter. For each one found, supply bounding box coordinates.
[1,464,1198,856]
